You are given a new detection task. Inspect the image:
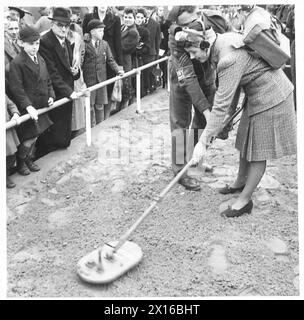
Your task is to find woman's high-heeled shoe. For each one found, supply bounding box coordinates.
[221,200,253,218]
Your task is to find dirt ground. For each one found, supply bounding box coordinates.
[6,89,299,297]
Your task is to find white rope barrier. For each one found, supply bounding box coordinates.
[6,56,169,130]
[6,56,169,147]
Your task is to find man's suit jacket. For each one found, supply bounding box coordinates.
[146,17,161,57]
[39,29,80,101]
[5,35,21,74]
[5,35,21,98]
[37,29,80,148]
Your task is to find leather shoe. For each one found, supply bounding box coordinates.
[6,176,16,188]
[17,158,30,176]
[178,176,201,191]
[221,200,253,218]
[218,184,245,194]
[25,157,40,172]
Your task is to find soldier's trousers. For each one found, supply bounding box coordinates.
[169,77,215,176]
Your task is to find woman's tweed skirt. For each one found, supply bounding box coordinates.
[235,93,297,161]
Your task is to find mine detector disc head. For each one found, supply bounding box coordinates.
[77,241,143,284]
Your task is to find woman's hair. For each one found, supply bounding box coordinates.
[136,8,147,17]
[123,7,136,18]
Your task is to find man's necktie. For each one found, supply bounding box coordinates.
[62,41,70,65]
[12,41,19,54]
[33,56,38,64]
[95,40,99,49]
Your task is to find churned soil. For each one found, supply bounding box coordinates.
[7,89,299,297]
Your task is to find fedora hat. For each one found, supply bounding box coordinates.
[49,7,71,24]
[8,6,26,19]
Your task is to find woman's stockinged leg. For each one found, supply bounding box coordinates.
[231,160,266,209]
[231,155,249,188]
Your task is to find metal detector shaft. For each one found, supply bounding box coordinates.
[112,160,194,253]
[111,98,246,254]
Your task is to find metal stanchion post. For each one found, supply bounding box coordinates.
[136,69,142,113]
[85,95,92,147]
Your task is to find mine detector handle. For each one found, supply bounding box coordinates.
[109,160,194,255]
[209,96,247,145]
[109,99,246,256]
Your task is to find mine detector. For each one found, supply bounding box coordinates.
[77,97,245,284]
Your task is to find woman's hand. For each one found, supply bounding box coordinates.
[191,129,215,164]
[191,141,207,165]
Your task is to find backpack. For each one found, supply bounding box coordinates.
[242,7,290,69]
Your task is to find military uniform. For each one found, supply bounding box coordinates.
[168,12,228,176]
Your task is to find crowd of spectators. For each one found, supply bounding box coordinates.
[4,5,296,189]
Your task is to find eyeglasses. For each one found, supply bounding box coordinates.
[55,22,70,29]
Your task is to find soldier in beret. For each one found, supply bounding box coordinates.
[167,6,228,191]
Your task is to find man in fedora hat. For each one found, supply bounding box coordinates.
[8,6,33,28]
[4,16,21,99]
[8,7,26,20]
[36,7,80,157]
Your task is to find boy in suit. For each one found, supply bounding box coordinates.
[9,26,55,175]
[82,19,124,126]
